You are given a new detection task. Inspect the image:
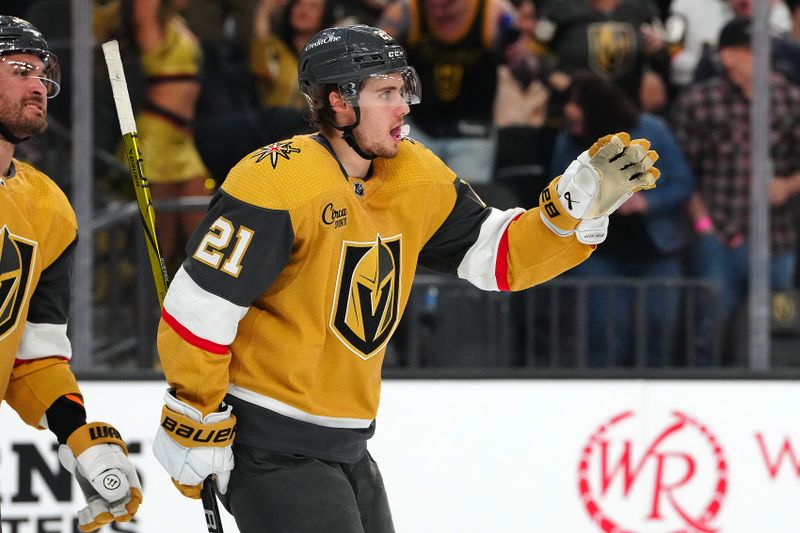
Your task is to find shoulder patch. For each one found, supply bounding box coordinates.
[222,135,344,210]
[251,141,302,169]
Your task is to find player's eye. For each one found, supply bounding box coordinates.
[9,61,36,77]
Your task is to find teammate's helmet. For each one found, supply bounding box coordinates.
[298,25,420,104]
[0,16,60,98]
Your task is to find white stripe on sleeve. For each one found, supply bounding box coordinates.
[163,267,249,346]
[456,207,525,291]
[17,322,72,360]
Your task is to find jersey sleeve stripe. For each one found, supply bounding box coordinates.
[64,393,84,406]
[163,266,249,346]
[16,322,72,361]
[456,207,526,290]
[495,213,524,291]
[162,308,228,355]
[14,356,68,367]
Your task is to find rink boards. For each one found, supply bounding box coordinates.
[1,380,799,532]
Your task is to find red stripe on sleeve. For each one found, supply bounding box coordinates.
[495,214,523,292]
[14,356,69,366]
[162,308,228,355]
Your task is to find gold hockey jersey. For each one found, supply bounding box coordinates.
[1,160,81,427]
[158,134,592,460]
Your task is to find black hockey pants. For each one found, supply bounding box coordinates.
[221,443,396,533]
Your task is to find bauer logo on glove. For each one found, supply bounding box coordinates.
[161,406,237,446]
[153,389,236,499]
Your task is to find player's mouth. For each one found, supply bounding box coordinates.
[390,124,409,141]
[23,100,44,114]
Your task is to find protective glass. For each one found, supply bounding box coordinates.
[0,53,61,98]
[348,66,422,108]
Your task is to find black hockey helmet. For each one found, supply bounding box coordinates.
[0,15,61,97]
[297,25,420,159]
[298,24,420,104]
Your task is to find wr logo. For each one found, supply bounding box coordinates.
[578,410,727,532]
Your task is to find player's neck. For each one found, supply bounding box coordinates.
[323,130,372,178]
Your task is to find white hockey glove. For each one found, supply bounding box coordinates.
[540,132,660,237]
[152,389,235,499]
[57,422,143,532]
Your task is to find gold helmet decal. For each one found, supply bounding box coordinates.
[0,226,37,340]
[330,234,401,360]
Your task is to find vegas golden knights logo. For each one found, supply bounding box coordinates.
[0,226,37,340]
[587,22,635,79]
[330,235,401,360]
[433,63,464,102]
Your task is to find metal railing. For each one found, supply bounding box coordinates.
[85,212,769,376]
[394,274,725,370]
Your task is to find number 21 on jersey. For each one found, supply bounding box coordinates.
[192,216,254,277]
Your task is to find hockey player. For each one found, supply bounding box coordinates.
[0,16,141,531]
[153,24,660,532]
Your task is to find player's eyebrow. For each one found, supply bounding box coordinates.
[372,83,401,92]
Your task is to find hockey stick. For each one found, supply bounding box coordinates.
[101,40,168,304]
[102,39,224,533]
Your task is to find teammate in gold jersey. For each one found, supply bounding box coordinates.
[154,24,660,532]
[0,16,140,531]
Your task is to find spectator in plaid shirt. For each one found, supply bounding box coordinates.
[672,17,800,360]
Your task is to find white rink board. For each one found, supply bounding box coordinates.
[2,380,800,532]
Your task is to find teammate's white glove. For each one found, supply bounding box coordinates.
[57,422,142,532]
[153,389,235,499]
[540,132,660,237]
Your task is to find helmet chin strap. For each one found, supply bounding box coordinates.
[332,105,376,161]
[0,120,30,145]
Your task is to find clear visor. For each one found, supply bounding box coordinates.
[351,66,422,108]
[0,53,61,98]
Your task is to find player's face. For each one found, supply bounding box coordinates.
[0,53,49,138]
[353,73,410,158]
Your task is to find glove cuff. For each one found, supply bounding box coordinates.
[539,176,580,236]
[67,422,128,457]
[160,404,236,449]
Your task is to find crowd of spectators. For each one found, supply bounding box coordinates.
[6,0,800,368]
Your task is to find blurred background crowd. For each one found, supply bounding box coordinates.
[5,0,800,372]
